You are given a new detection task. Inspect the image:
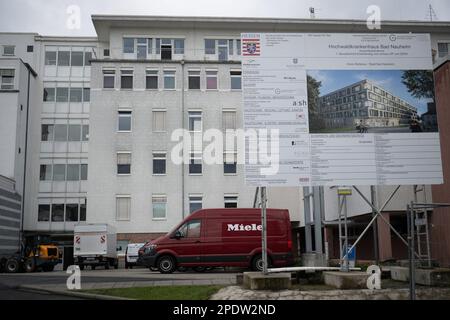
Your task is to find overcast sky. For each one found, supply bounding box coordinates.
[0,0,448,36]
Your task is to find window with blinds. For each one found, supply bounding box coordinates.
[117,152,131,174]
[0,69,15,89]
[222,110,236,130]
[152,195,167,219]
[153,111,166,132]
[116,196,131,221]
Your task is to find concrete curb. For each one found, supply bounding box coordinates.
[18,285,134,300]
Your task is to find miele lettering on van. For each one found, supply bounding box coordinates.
[227,224,262,232]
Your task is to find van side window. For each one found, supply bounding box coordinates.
[178,220,201,238]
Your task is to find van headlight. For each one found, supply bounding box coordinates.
[145,244,157,254]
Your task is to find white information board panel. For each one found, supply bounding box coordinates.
[242,33,443,186]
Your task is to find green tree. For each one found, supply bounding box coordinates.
[401,70,435,103]
[307,75,325,131]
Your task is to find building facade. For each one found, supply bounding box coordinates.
[1,16,450,267]
[317,79,418,129]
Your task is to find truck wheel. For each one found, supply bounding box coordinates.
[91,265,95,270]
[114,260,118,269]
[79,265,84,271]
[5,258,20,273]
[24,258,36,273]
[157,255,176,274]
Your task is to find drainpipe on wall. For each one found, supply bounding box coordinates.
[181,59,185,219]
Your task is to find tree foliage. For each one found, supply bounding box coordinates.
[401,70,435,103]
[307,75,325,131]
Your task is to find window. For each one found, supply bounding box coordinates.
[163,70,175,89]
[438,42,449,58]
[188,111,202,132]
[40,164,52,181]
[80,203,86,221]
[224,195,238,208]
[137,38,147,59]
[53,164,66,181]
[0,69,14,89]
[152,195,167,219]
[189,152,202,174]
[71,51,83,66]
[67,164,80,181]
[205,39,215,54]
[153,111,166,132]
[27,45,34,53]
[103,70,115,89]
[103,48,110,57]
[83,88,90,102]
[222,110,236,130]
[237,40,241,55]
[224,152,237,174]
[56,87,69,102]
[160,39,172,60]
[188,70,200,89]
[80,164,88,180]
[230,70,241,90]
[218,39,228,61]
[84,52,92,66]
[118,111,132,131]
[66,125,80,142]
[3,45,15,55]
[38,204,50,222]
[54,124,68,141]
[228,39,234,55]
[43,87,55,101]
[69,88,82,102]
[82,125,89,141]
[117,152,131,174]
[189,195,202,214]
[116,196,131,221]
[121,69,133,89]
[45,51,57,65]
[153,152,166,175]
[206,70,218,90]
[65,204,78,222]
[174,39,184,54]
[123,38,135,53]
[57,51,70,66]
[41,124,54,141]
[178,220,201,238]
[146,70,158,89]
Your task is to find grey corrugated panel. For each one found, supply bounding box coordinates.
[0,217,20,228]
[0,198,21,210]
[0,228,20,238]
[0,188,21,202]
[0,208,21,220]
[0,238,19,247]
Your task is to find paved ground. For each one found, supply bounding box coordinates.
[0,267,239,298]
[0,283,81,300]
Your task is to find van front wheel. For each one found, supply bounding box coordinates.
[157,256,176,274]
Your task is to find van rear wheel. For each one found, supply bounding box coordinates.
[157,255,176,274]
[251,254,271,272]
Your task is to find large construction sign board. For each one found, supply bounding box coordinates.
[242,33,443,186]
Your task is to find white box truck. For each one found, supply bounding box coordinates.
[73,224,118,270]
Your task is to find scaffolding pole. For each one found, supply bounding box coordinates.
[261,187,268,275]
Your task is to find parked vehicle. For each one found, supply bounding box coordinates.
[73,224,118,270]
[137,208,294,274]
[0,234,60,273]
[125,243,145,269]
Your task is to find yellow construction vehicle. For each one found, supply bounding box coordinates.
[1,234,60,273]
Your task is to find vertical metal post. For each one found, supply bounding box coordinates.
[343,195,349,272]
[303,186,313,252]
[407,203,416,300]
[371,186,379,265]
[313,186,323,254]
[337,195,343,267]
[261,186,268,274]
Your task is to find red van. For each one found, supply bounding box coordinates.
[137,208,294,273]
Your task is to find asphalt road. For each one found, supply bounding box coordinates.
[0,268,239,299]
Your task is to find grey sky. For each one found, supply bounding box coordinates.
[0,0,449,36]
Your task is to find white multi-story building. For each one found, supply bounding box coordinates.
[1,15,450,266]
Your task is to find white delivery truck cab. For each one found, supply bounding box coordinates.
[73,224,118,270]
